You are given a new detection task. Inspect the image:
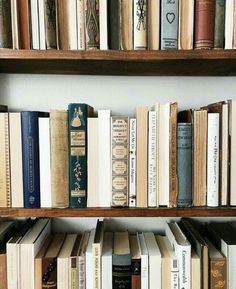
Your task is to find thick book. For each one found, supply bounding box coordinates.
[21,111,48,208]
[148,0,160,50]
[194,0,215,49]
[18,0,31,49]
[68,103,94,208]
[129,118,136,207]
[121,0,133,50]
[102,232,113,289]
[214,0,225,49]
[111,117,129,207]
[177,123,192,207]
[161,0,179,49]
[0,0,12,48]
[130,235,141,289]
[133,0,147,49]
[85,0,99,49]
[108,0,120,50]
[44,0,57,49]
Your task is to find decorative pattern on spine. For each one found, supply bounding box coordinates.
[85,0,99,49]
[133,0,147,49]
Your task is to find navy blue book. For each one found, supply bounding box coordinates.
[21,111,48,208]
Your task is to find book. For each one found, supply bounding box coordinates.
[0,0,12,48]
[86,229,96,289]
[50,110,69,208]
[229,100,236,205]
[133,0,147,49]
[161,0,179,49]
[191,250,201,289]
[108,0,120,50]
[148,0,160,50]
[214,0,225,49]
[111,117,129,207]
[77,0,86,50]
[85,0,99,49]
[129,118,136,207]
[68,103,94,208]
[78,231,90,289]
[18,0,30,49]
[112,231,131,289]
[130,235,141,289]
[0,248,7,289]
[194,0,215,49]
[44,0,57,49]
[30,0,40,49]
[137,233,148,289]
[102,232,113,289]
[11,0,19,49]
[121,0,133,50]
[99,0,108,50]
[69,234,82,289]
[225,0,234,49]
[233,1,236,48]
[38,0,46,50]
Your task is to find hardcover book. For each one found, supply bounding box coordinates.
[148,0,160,50]
[77,0,86,49]
[108,0,120,49]
[0,0,12,48]
[18,0,31,49]
[130,235,141,289]
[133,0,147,49]
[85,0,99,49]
[44,0,57,49]
[121,0,133,50]
[30,0,40,49]
[214,0,225,49]
[129,118,136,207]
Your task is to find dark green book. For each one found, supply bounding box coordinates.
[0,0,12,48]
[68,103,94,208]
[108,0,121,50]
[214,0,225,49]
[177,123,192,207]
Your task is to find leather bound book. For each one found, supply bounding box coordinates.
[44,0,57,49]
[194,0,215,49]
[17,0,30,49]
[108,0,121,50]
[0,0,12,48]
[85,0,100,49]
[214,0,225,49]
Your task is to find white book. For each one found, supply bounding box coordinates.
[98,110,111,207]
[9,113,23,208]
[20,219,51,289]
[30,0,40,49]
[154,103,160,207]
[133,0,147,49]
[166,222,191,289]
[137,233,149,289]
[39,117,51,208]
[143,232,161,289]
[11,0,19,49]
[148,0,160,49]
[38,0,46,50]
[79,231,90,289]
[87,118,99,207]
[129,118,136,207]
[68,0,78,49]
[230,100,236,205]
[86,229,96,289]
[225,0,234,49]
[58,234,77,289]
[148,111,157,207]
[102,232,113,289]
[99,0,108,50]
[77,0,85,50]
[207,113,220,207]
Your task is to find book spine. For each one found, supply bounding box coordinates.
[42,258,57,289]
[21,112,40,208]
[0,0,12,48]
[214,0,225,49]
[93,245,101,289]
[131,258,141,289]
[148,111,157,207]
[85,0,99,49]
[30,0,40,49]
[225,0,234,49]
[233,1,236,49]
[18,0,31,49]
[68,0,78,50]
[38,0,46,49]
[44,0,57,49]
[121,0,133,50]
[171,271,179,289]
[221,103,228,206]
[148,0,160,49]
[207,113,220,207]
[161,0,179,49]
[112,255,131,289]
[177,123,192,207]
[111,117,129,207]
[194,0,215,49]
[11,0,19,49]
[70,258,78,289]
[0,254,7,289]
[210,259,226,289]
[77,0,86,49]
[99,0,108,50]
[68,103,92,208]
[129,118,136,207]
[108,0,120,49]
[78,256,86,289]
[133,0,147,50]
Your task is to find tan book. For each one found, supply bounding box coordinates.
[148,0,160,50]
[136,106,149,207]
[0,250,7,289]
[50,110,69,208]
[0,113,10,208]
[178,0,194,49]
[191,250,201,289]
[121,0,133,50]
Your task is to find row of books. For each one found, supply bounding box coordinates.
[0,218,235,289]
[1,0,236,50]
[0,100,236,209]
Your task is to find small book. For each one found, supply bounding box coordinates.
[130,234,141,289]
[102,232,113,289]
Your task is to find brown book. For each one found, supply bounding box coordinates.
[121,0,133,50]
[130,235,141,289]
[50,110,69,208]
[194,0,215,49]
[56,0,69,50]
[18,0,30,49]
[0,250,7,289]
[0,0,12,48]
[85,0,99,49]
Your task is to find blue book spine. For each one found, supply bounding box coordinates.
[177,123,192,207]
[68,103,93,208]
[21,112,40,208]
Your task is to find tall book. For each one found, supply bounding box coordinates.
[99,0,108,50]
[191,250,201,289]
[0,0,12,48]
[121,0,133,50]
[214,0,225,49]
[178,0,194,49]
[108,0,120,50]
[86,229,95,289]
[133,0,147,50]
[18,0,30,49]
[225,0,234,49]
[0,112,11,207]
[44,0,57,49]
[11,0,19,49]
[77,0,86,49]
[102,232,113,289]
[194,0,215,49]
[50,110,69,208]
[38,0,46,49]
[111,117,129,207]
[130,235,141,289]
[161,0,179,49]
[85,0,99,49]
[69,234,82,289]
[30,0,40,49]
[129,118,136,207]
[79,231,90,289]
[148,0,160,50]
[68,103,94,208]
[137,233,148,289]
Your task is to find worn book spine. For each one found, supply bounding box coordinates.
[194,0,215,49]
[111,117,129,207]
[85,0,99,49]
[210,259,227,289]
[177,123,192,207]
[121,0,133,50]
[133,0,147,49]
[44,0,57,49]
[69,103,93,208]
[78,255,86,289]
[129,118,136,207]
[56,0,69,49]
[21,112,42,208]
[0,0,12,48]
[214,0,225,49]
[18,0,30,49]
[11,0,19,49]
[161,0,179,49]
[108,0,120,49]
[131,258,141,289]
[112,255,131,289]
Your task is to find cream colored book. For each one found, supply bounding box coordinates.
[121,0,133,50]
[99,0,108,50]
[38,0,46,49]
[230,100,236,205]
[86,229,96,289]
[148,0,160,49]
[133,0,147,49]
[191,250,200,289]
[77,0,86,50]
[79,231,90,289]
[11,0,19,49]
[225,0,234,49]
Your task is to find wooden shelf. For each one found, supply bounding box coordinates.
[0,50,236,75]
[0,207,236,218]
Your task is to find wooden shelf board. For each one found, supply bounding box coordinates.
[0,207,236,217]
[0,50,236,75]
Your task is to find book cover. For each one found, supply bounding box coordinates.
[85,0,99,49]
[69,234,82,289]
[0,0,12,48]
[68,103,94,208]
[44,0,57,49]
[214,0,225,49]
[133,0,147,50]
[108,0,120,50]
[129,118,136,207]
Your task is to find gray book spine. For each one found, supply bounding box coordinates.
[44,0,57,49]
[214,0,225,49]
[177,123,192,207]
[161,0,179,49]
